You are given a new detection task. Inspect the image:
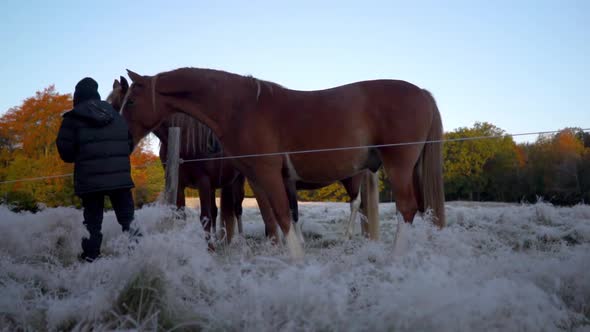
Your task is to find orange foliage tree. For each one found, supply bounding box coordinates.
[0,86,76,208]
[0,86,164,210]
[129,137,164,207]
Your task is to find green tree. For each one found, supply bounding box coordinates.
[444,122,515,200]
[298,182,350,202]
[579,148,590,203]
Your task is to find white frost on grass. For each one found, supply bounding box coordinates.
[0,199,589,331]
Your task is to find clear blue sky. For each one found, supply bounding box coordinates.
[1,0,588,143]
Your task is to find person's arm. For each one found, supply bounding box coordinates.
[56,117,78,163]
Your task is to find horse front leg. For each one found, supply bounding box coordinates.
[176,183,187,220]
[197,178,214,250]
[220,185,237,244]
[210,191,218,234]
[249,183,279,241]
[250,167,304,262]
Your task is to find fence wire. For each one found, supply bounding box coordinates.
[1,128,588,185]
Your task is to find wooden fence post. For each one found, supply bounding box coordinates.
[164,127,181,206]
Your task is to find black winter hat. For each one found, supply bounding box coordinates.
[73,77,101,106]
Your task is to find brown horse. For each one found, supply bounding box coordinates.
[108,79,246,244]
[118,67,445,260]
[109,78,374,244]
[154,113,247,240]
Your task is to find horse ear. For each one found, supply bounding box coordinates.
[112,79,120,89]
[127,69,144,85]
[120,76,129,92]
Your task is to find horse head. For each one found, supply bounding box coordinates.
[107,70,172,147]
[106,75,129,111]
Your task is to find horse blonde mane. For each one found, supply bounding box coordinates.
[106,84,132,115]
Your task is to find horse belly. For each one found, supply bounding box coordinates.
[288,150,368,183]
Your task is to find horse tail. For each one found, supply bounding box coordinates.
[361,170,380,240]
[418,89,446,228]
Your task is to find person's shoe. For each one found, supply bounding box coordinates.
[129,223,143,239]
[125,223,143,251]
[80,236,101,262]
[78,251,101,263]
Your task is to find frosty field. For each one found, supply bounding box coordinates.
[0,199,589,331]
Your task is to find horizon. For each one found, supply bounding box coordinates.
[1,1,588,145]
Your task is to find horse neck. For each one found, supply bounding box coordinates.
[157,68,275,141]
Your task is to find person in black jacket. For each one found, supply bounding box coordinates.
[56,77,141,262]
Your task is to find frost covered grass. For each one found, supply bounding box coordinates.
[0,199,589,331]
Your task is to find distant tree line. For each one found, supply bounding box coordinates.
[297,122,590,205]
[1,86,588,212]
[440,122,589,205]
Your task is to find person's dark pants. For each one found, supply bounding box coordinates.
[79,189,135,260]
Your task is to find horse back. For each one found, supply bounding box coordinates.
[260,79,434,148]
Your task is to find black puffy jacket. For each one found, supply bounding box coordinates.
[56,100,134,195]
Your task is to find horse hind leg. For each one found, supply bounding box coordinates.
[345,191,361,240]
[382,158,420,257]
[285,179,305,245]
[413,164,425,215]
[341,176,362,240]
[285,180,299,223]
[392,173,418,256]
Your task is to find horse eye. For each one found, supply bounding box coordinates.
[126,99,135,107]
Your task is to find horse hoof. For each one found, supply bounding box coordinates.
[216,228,227,243]
[294,222,305,245]
[392,220,410,257]
[344,229,353,240]
[285,228,305,263]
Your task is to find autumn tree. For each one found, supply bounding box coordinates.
[1,86,71,158]
[129,136,164,207]
[0,86,76,207]
[523,129,586,204]
[0,86,164,210]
